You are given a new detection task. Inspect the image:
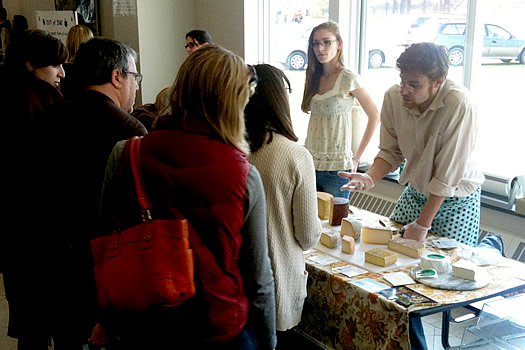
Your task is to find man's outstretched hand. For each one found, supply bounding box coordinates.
[338,172,375,192]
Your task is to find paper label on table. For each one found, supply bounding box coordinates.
[351,278,390,293]
[432,238,460,249]
[307,254,340,265]
[333,264,368,278]
[383,272,416,286]
[303,248,315,255]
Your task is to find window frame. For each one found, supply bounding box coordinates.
[246,0,524,215]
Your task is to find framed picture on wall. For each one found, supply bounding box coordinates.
[55,0,99,35]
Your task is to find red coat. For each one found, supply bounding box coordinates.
[115,120,251,341]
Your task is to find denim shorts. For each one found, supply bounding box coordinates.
[315,170,350,199]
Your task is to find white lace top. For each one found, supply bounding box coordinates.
[305,69,362,171]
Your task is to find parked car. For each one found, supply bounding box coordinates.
[405,14,464,44]
[434,22,525,66]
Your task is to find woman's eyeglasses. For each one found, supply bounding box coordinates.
[312,39,337,48]
[185,42,198,49]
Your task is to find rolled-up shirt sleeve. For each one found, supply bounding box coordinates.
[377,81,483,197]
[427,96,479,197]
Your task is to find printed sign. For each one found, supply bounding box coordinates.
[35,10,77,44]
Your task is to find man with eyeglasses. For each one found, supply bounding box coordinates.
[339,42,485,349]
[36,37,147,348]
[185,29,213,54]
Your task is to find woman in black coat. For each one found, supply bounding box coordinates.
[0,29,96,350]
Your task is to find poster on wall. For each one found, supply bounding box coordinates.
[35,10,77,44]
[113,0,137,17]
[55,0,99,35]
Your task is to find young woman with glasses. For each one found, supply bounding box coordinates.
[301,21,380,199]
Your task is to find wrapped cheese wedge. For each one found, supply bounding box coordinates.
[420,254,451,273]
[320,230,341,249]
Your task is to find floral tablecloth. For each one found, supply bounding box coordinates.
[299,247,525,350]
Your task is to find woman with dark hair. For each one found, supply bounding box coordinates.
[185,29,213,54]
[245,64,321,348]
[0,29,96,350]
[97,45,276,350]
[2,29,67,120]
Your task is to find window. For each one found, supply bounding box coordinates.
[486,25,511,40]
[360,1,525,209]
[249,0,525,211]
[440,23,466,35]
[266,0,329,145]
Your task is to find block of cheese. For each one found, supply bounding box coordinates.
[320,231,341,249]
[452,259,484,282]
[317,192,333,220]
[388,238,425,258]
[340,217,362,239]
[365,248,398,267]
[420,254,451,273]
[328,197,349,226]
[361,226,393,244]
[341,236,355,254]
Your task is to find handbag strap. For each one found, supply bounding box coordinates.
[128,136,152,221]
[128,135,186,221]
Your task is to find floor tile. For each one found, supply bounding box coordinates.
[433,334,446,350]
[449,318,477,338]
[422,312,443,325]
[422,308,480,349]
[423,322,437,337]
[425,334,436,350]
[448,335,462,347]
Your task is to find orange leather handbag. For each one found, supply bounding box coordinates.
[90,136,195,311]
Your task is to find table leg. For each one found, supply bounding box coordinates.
[441,310,452,349]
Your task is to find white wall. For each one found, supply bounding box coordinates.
[195,0,244,57]
[136,0,194,103]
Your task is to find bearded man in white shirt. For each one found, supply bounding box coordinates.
[339,41,486,350]
[339,42,484,247]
